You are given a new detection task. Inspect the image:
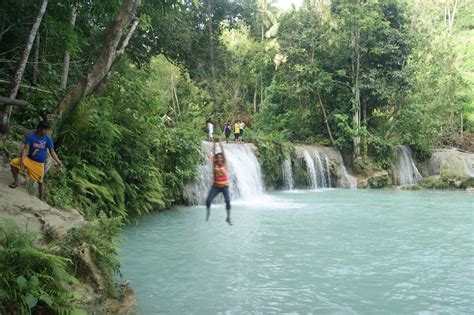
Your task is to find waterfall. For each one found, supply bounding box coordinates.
[394,145,423,185]
[300,147,333,189]
[303,150,318,189]
[324,154,332,188]
[331,150,357,189]
[339,163,358,189]
[282,159,294,190]
[185,142,265,205]
[314,151,326,188]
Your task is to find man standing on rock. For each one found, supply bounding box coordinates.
[9,121,63,200]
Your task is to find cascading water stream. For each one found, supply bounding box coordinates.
[185,142,265,205]
[394,145,423,185]
[340,163,357,189]
[314,151,327,188]
[303,150,318,189]
[282,159,294,190]
[187,143,359,200]
[300,148,335,189]
[331,150,357,189]
[323,154,332,188]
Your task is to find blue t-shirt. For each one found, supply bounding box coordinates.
[24,132,54,163]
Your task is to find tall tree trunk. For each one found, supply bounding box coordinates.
[261,0,266,41]
[169,74,181,119]
[444,0,448,27]
[351,28,361,158]
[361,97,367,157]
[51,0,140,122]
[94,17,139,96]
[1,0,48,135]
[317,91,334,145]
[60,2,78,90]
[447,0,458,36]
[33,32,40,86]
[207,0,216,82]
[253,88,257,114]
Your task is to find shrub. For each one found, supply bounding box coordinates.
[0,219,74,314]
[60,213,123,296]
[420,176,455,189]
[461,177,474,189]
[51,78,203,220]
[45,168,74,210]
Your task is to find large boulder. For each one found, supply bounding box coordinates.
[421,149,474,178]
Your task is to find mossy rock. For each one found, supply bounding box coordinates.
[440,157,470,178]
[460,177,474,189]
[357,178,368,189]
[353,157,366,174]
[292,157,311,188]
[397,184,424,190]
[426,149,474,178]
[367,171,390,189]
[420,176,463,189]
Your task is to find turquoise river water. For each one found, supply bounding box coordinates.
[120,189,474,314]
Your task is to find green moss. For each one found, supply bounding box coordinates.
[460,177,474,189]
[60,213,123,297]
[292,156,311,188]
[440,156,469,177]
[252,135,295,189]
[368,176,389,189]
[420,176,458,189]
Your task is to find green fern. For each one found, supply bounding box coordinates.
[0,219,74,314]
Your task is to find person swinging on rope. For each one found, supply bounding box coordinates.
[206,138,232,226]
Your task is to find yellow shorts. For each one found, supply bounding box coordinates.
[10,156,45,183]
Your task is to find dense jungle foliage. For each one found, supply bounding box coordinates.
[0,1,472,312]
[1,0,472,220]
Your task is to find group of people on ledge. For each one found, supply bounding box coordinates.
[162,110,246,144]
[207,120,246,143]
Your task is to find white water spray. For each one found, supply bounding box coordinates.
[332,150,357,189]
[324,154,332,188]
[314,151,326,188]
[300,147,334,189]
[282,159,294,190]
[394,145,423,185]
[303,150,318,189]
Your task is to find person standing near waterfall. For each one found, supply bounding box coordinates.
[207,120,214,142]
[224,121,231,143]
[239,120,246,142]
[206,139,232,226]
[234,121,240,143]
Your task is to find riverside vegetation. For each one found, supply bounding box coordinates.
[0,0,473,313]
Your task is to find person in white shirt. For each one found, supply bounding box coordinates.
[207,121,214,141]
[239,120,246,142]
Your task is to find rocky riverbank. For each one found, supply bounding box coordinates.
[0,167,136,314]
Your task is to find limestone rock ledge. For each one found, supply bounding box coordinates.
[0,169,136,314]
